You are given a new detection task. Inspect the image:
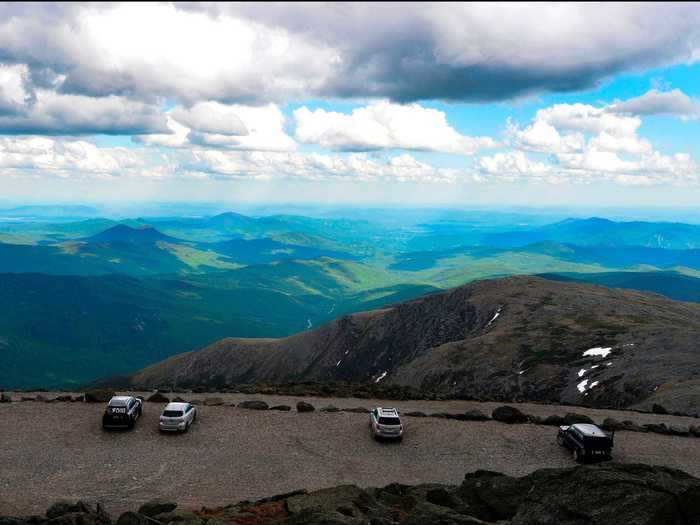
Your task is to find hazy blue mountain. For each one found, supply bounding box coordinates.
[540,271,700,303]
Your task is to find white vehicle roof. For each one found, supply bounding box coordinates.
[572,423,607,437]
[163,402,189,411]
[108,396,134,405]
[376,407,400,417]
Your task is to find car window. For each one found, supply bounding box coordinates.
[163,410,183,417]
[378,416,401,425]
[186,405,192,412]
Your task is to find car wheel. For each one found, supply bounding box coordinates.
[128,417,135,430]
[573,448,584,463]
[557,434,565,446]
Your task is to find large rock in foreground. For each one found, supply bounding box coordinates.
[3,463,698,525]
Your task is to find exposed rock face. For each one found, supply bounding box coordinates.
[125,276,700,413]
[4,464,698,525]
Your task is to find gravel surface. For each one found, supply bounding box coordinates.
[1,396,699,517]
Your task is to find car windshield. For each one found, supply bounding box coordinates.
[163,410,183,417]
[378,416,401,425]
[108,400,127,407]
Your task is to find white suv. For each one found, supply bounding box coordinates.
[159,402,197,432]
[369,407,404,440]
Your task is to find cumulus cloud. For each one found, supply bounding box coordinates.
[294,101,497,154]
[607,89,700,119]
[0,64,167,135]
[0,136,151,177]
[1,3,700,104]
[183,150,461,183]
[138,103,296,152]
[496,99,699,185]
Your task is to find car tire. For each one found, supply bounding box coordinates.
[127,417,135,430]
[557,434,565,446]
[573,448,584,463]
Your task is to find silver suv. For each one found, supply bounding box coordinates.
[369,407,403,440]
[159,402,197,432]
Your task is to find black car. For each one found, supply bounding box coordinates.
[557,423,614,462]
[102,396,143,430]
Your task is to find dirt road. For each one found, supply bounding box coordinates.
[1,396,699,516]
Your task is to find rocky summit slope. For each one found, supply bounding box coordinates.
[3,463,699,525]
[126,276,700,413]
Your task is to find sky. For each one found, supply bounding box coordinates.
[1,2,700,207]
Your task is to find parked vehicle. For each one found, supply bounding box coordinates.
[159,402,197,432]
[102,396,143,430]
[369,407,404,440]
[557,423,614,462]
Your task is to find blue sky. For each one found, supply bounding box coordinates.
[1,3,699,207]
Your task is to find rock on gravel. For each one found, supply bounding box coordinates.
[457,462,700,524]
[563,412,595,425]
[319,405,340,413]
[296,401,315,413]
[0,392,11,403]
[237,400,269,410]
[137,500,177,517]
[341,407,369,414]
[146,392,169,403]
[463,409,490,421]
[203,397,225,406]
[492,405,528,424]
[83,390,114,403]
[269,405,291,411]
[8,463,699,525]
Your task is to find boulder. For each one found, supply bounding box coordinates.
[137,500,177,517]
[652,403,669,415]
[492,406,528,424]
[541,415,565,426]
[269,405,292,411]
[83,390,115,403]
[320,405,340,413]
[668,425,689,437]
[115,512,149,525]
[458,463,700,524]
[237,400,269,410]
[644,423,670,435]
[146,392,169,403]
[0,392,11,403]
[203,397,225,406]
[621,420,647,432]
[602,417,625,431]
[690,425,700,438]
[562,412,595,425]
[296,401,315,413]
[47,502,90,519]
[341,407,370,414]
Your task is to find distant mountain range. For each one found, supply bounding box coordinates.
[3,211,700,397]
[125,276,700,414]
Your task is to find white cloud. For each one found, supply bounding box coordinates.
[1,3,700,104]
[294,101,497,154]
[607,89,700,119]
[171,102,248,136]
[0,64,167,135]
[495,98,700,185]
[138,103,296,152]
[0,136,148,177]
[184,150,460,183]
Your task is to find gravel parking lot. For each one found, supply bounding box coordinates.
[1,396,699,516]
